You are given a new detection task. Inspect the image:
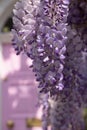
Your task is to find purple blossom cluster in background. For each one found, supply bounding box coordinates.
[49,0,87,129]
[12,0,87,130]
[68,0,87,24]
[64,0,87,106]
[50,90,85,130]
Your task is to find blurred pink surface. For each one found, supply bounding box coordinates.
[2,44,43,130]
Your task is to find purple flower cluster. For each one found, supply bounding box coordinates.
[49,0,87,129]
[12,0,87,130]
[12,0,69,96]
[68,0,87,25]
[64,0,87,107]
[50,91,85,130]
[12,0,40,55]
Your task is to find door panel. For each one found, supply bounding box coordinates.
[2,44,42,130]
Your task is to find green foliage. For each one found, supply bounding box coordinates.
[2,17,12,32]
[84,108,87,130]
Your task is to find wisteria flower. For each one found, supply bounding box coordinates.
[12,0,69,96]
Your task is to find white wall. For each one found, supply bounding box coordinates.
[0,0,18,29]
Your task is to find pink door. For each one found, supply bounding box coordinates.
[2,43,42,130]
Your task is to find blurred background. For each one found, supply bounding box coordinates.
[0,0,43,130]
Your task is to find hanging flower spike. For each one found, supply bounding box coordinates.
[68,0,87,25]
[12,0,40,55]
[65,0,87,106]
[12,0,70,96]
[28,0,70,96]
[50,90,85,130]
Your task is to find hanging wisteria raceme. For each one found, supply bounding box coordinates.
[68,0,87,25]
[65,25,87,107]
[28,0,69,96]
[50,90,85,130]
[12,1,69,130]
[12,0,87,130]
[12,0,69,96]
[64,0,87,106]
[12,0,40,55]
[50,0,87,130]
